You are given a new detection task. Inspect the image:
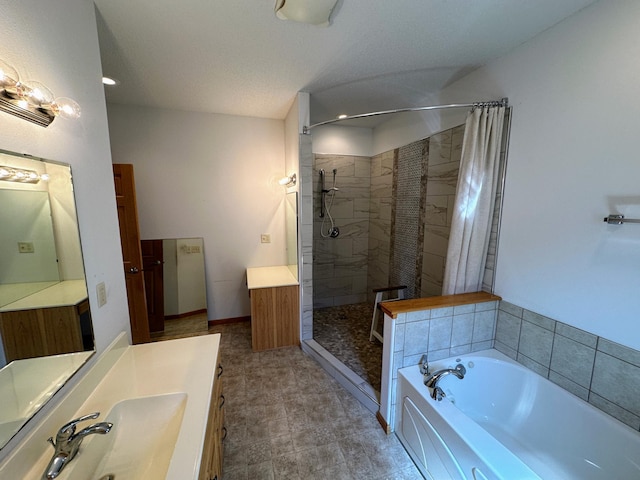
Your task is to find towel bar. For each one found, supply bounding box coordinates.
[604,214,640,225]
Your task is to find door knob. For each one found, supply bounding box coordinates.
[129,267,140,274]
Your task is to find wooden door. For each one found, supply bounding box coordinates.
[113,164,150,344]
[142,239,165,332]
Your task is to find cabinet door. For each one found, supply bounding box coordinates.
[40,305,84,355]
[210,364,224,479]
[199,354,224,480]
[0,310,45,361]
[250,287,276,351]
[275,285,299,348]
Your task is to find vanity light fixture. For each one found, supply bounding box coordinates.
[0,58,81,127]
[0,165,49,184]
[279,173,297,187]
[274,0,339,26]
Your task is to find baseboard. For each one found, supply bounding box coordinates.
[165,308,208,320]
[208,316,250,327]
[376,411,391,434]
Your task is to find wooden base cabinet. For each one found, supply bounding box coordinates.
[199,351,225,480]
[0,300,87,362]
[250,284,299,352]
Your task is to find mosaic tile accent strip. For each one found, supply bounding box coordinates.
[390,140,426,299]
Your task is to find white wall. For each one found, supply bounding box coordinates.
[373,0,640,350]
[106,104,287,320]
[0,0,130,353]
[312,124,373,156]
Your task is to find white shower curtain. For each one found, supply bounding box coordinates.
[442,105,505,295]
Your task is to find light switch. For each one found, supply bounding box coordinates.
[18,242,34,253]
[97,282,107,307]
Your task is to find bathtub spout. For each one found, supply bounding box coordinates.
[424,363,466,400]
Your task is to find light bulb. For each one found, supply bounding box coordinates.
[0,60,18,89]
[53,97,81,119]
[40,173,50,181]
[0,167,10,178]
[20,81,54,107]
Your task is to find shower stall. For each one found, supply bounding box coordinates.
[309,113,510,398]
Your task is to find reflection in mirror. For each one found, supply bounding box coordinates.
[0,150,94,449]
[143,238,208,338]
[286,192,298,280]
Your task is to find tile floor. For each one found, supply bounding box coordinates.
[313,302,383,392]
[154,319,422,479]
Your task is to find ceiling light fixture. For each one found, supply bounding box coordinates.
[0,59,81,127]
[274,0,339,27]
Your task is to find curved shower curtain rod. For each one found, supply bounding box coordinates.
[302,97,509,134]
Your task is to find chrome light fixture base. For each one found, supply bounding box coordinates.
[0,89,55,127]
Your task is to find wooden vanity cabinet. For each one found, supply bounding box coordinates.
[0,300,87,362]
[199,353,225,480]
[250,284,299,352]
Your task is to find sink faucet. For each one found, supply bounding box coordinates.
[423,363,466,401]
[43,412,113,480]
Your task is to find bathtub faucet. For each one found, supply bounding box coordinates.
[424,363,466,401]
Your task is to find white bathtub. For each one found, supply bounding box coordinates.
[396,349,640,480]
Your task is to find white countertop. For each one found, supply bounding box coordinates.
[0,280,88,312]
[246,265,299,289]
[2,334,220,480]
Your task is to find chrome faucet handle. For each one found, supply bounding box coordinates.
[432,386,446,401]
[418,354,430,375]
[50,412,101,446]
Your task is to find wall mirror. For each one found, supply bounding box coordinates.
[142,237,208,334]
[285,191,298,280]
[0,149,94,449]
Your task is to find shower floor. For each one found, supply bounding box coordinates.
[313,302,383,393]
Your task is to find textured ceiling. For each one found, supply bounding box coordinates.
[94,0,597,125]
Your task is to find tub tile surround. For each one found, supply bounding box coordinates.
[495,301,640,431]
[382,293,500,431]
[380,293,640,436]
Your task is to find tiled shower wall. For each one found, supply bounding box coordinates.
[306,112,509,327]
[367,150,394,303]
[389,140,427,300]
[420,126,464,297]
[313,155,371,308]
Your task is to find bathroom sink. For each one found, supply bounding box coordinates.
[62,392,187,480]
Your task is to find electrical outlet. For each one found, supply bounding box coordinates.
[96,282,107,307]
[260,234,271,243]
[18,242,34,253]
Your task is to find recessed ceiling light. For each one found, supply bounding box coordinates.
[102,76,119,86]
